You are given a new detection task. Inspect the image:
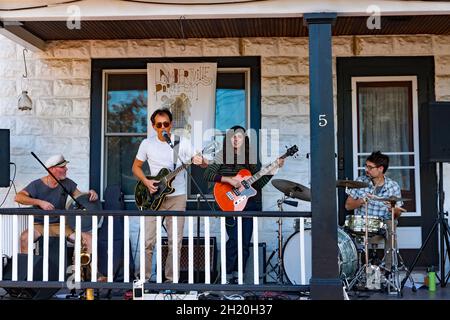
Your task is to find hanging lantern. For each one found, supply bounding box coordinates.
[18,90,33,111]
[18,48,32,111]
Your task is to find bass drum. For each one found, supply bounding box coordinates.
[282,227,358,285]
[66,193,103,232]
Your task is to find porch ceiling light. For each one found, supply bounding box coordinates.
[18,91,32,111]
[18,48,32,111]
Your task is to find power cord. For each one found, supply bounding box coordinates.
[0,162,17,208]
[11,180,20,208]
[223,293,244,300]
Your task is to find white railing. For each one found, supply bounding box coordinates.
[0,209,311,293]
[0,214,27,257]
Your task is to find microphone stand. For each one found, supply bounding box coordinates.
[31,152,85,210]
[163,134,217,284]
[196,194,201,282]
[163,134,216,212]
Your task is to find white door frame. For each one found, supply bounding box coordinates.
[351,76,421,218]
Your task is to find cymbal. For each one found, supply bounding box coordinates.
[371,196,411,203]
[336,180,369,189]
[271,179,311,201]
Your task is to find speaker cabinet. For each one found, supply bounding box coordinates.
[429,102,450,162]
[161,237,217,282]
[2,254,60,299]
[0,129,10,187]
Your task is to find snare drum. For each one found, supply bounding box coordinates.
[344,215,385,236]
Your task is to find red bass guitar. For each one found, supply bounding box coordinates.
[213,145,298,211]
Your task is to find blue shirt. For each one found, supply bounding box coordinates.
[348,175,403,220]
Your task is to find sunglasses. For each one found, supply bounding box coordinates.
[155,121,170,129]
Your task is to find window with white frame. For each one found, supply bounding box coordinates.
[102,69,250,201]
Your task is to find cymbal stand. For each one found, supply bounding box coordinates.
[401,162,450,291]
[264,196,286,284]
[381,201,416,295]
[276,197,285,284]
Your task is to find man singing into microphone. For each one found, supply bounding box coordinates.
[132,108,207,283]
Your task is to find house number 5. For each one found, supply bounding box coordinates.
[319,115,328,127]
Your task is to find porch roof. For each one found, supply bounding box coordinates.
[1,0,450,51]
[8,15,450,41]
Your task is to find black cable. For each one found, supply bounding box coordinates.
[11,180,20,208]
[0,0,82,11]
[0,162,16,208]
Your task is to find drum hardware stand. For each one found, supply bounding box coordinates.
[401,162,450,291]
[347,198,371,291]
[380,200,416,296]
[264,196,296,284]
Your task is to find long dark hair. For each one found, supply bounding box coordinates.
[222,125,250,166]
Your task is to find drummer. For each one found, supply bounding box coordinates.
[15,154,98,254]
[344,151,405,273]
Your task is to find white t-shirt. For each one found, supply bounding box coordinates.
[136,134,194,196]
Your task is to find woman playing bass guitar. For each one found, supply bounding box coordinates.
[204,125,285,283]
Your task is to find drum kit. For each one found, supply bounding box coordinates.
[270,178,415,295]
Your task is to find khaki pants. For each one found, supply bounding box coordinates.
[34,223,74,238]
[144,195,186,282]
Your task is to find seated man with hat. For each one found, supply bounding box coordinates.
[15,154,98,254]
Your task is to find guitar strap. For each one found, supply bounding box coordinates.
[172,135,180,170]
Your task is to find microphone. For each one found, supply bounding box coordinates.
[162,130,173,147]
[283,200,298,207]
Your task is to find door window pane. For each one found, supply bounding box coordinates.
[358,84,412,154]
[216,89,246,130]
[103,72,147,200]
[106,136,149,199]
[106,74,148,133]
[188,71,248,199]
[355,81,418,213]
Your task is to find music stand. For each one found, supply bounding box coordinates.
[401,162,450,290]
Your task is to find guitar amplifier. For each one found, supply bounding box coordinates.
[161,237,217,282]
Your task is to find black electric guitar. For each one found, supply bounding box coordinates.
[134,141,218,211]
